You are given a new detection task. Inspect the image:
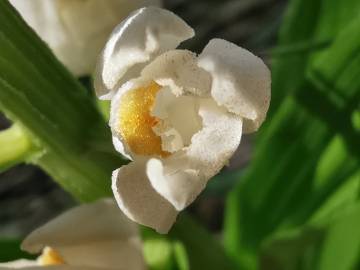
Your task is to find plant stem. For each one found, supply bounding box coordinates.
[0,124,33,171]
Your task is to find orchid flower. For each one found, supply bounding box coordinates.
[9,0,161,76]
[95,7,271,233]
[0,199,146,270]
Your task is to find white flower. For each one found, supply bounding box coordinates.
[95,7,271,233]
[0,199,146,270]
[9,0,161,76]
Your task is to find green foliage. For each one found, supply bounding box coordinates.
[0,1,122,201]
[224,0,360,268]
[0,239,35,262]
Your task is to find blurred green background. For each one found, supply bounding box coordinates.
[0,0,359,269]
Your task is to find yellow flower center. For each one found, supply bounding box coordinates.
[38,247,65,266]
[118,81,169,157]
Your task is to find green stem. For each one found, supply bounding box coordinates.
[0,124,33,171]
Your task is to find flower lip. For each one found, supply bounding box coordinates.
[116,80,169,158]
[38,247,65,266]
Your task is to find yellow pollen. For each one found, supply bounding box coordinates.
[118,81,169,157]
[38,247,65,266]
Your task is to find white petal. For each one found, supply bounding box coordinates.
[0,266,104,270]
[151,87,202,149]
[10,0,161,76]
[112,159,178,233]
[198,38,271,133]
[21,199,145,270]
[112,135,132,160]
[53,241,145,270]
[0,260,37,269]
[141,50,211,96]
[147,156,201,211]
[148,98,243,210]
[94,7,194,99]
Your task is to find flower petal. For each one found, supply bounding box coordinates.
[0,266,104,270]
[112,158,178,233]
[198,38,271,133]
[148,98,243,210]
[10,0,161,76]
[95,7,194,99]
[141,49,211,96]
[21,199,145,270]
[0,260,37,269]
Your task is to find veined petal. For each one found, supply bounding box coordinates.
[148,98,243,210]
[198,38,271,133]
[112,158,178,233]
[94,7,194,99]
[141,50,211,96]
[21,200,144,270]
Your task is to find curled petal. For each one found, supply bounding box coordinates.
[112,159,178,233]
[22,200,145,270]
[198,38,271,133]
[141,49,211,96]
[148,99,243,210]
[95,7,194,99]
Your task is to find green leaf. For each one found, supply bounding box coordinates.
[269,0,322,114]
[169,214,237,270]
[224,0,360,268]
[0,1,123,201]
[260,202,360,270]
[317,203,360,270]
[0,239,35,262]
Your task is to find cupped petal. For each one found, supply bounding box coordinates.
[198,38,271,133]
[112,158,178,233]
[95,7,194,99]
[21,199,145,270]
[148,98,243,210]
[141,49,211,96]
